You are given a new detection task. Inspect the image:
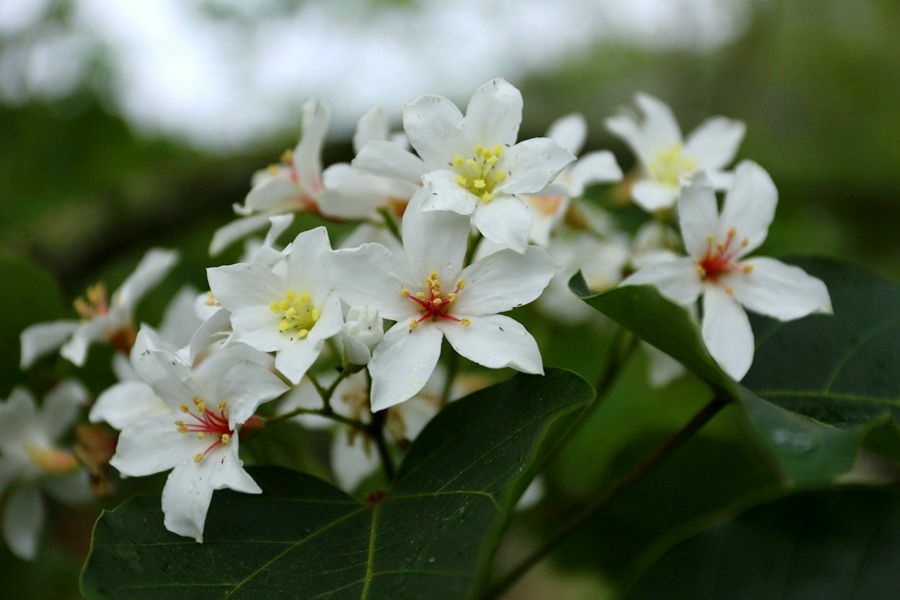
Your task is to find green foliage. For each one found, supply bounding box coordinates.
[626,487,900,600]
[572,258,899,486]
[80,370,593,599]
[0,254,64,394]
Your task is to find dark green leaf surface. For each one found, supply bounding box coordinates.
[626,487,900,600]
[0,254,64,393]
[572,258,899,484]
[81,369,593,599]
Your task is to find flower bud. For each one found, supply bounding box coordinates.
[340,306,383,366]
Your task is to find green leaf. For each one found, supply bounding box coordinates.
[0,254,64,393]
[626,487,900,600]
[572,258,898,484]
[81,369,593,599]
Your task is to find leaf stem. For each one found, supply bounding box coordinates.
[439,350,460,408]
[368,408,396,482]
[485,394,729,599]
[464,232,483,266]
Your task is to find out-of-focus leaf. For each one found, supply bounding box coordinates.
[626,487,900,600]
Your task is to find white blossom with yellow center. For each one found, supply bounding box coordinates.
[331,186,556,411]
[208,226,344,384]
[606,92,746,212]
[0,382,92,560]
[352,78,575,253]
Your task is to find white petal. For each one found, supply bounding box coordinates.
[353,106,389,154]
[729,257,833,320]
[110,415,195,477]
[561,151,622,197]
[330,244,416,322]
[161,460,215,542]
[330,432,379,491]
[0,389,36,445]
[402,185,470,282]
[678,177,719,259]
[684,117,745,170]
[210,214,271,256]
[187,308,232,364]
[158,286,202,349]
[496,138,575,195]
[352,140,427,184]
[59,316,113,367]
[111,352,138,382]
[632,180,678,212]
[286,226,332,294]
[293,99,328,194]
[702,285,754,380]
[368,322,443,412]
[620,257,703,305]
[274,340,322,384]
[546,113,587,155]
[230,306,283,352]
[40,379,87,440]
[130,329,199,406]
[420,170,478,215]
[720,161,777,255]
[635,92,682,148]
[19,321,78,369]
[472,196,533,254]
[463,78,523,149]
[318,164,393,221]
[209,442,260,494]
[241,176,300,215]
[307,291,344,346]
[3,485,43,560]
[208,262,285,311]
[90,381,168,430]
[219,362,289,426]
[403,94,467,166]
[439,315,543,374]
[113,248,179,309]
[190,343,273,395]
[454,247,556,316]
[605,113,648,163]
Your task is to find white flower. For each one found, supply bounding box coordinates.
[621,161,832,380]
[331,186,555,410]
[606,93,745,212]
[207,227,344,383]
[0,382,92,560]
[108,329,287,541]
[210,100,329,255]
[338,306,383,366]
[354,78,575,252]
[525,113,622,247]
[20,248,178,368]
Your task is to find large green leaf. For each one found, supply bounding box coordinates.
[80,369,593,599]
[572,258,898,485]
[626,487,900,600]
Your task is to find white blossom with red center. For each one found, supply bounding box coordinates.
[20,248,178,368]
[108,329,287,541]
[606,92,745,212]
[331,184,557,411]
[621,161,832,380]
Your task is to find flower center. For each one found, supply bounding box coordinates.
[400,271,470,330]
[697,227,753,286]
[270,290,320,338]
[74,282,109,319]
[452,144,508,203]
[649,143,697,187]
[175,396,233,463]
[26,445,79,474]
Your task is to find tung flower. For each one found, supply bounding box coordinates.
[331,186,556,410]
[606,93,745,212]
[621,161,832,380]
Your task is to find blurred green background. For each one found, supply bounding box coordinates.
[0,0,898,598]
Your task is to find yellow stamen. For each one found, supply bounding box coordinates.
[270,289,319,338]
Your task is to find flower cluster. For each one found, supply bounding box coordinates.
[9,78,831,551]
